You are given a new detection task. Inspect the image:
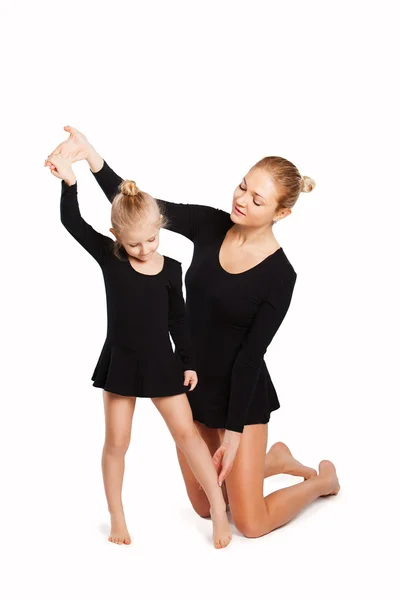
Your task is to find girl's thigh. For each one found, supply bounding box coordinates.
[103,390,137,444]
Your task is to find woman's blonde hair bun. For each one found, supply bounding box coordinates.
[301,176,316,193]
[120,179,139,197]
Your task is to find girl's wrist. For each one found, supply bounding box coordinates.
[64,175,77,186]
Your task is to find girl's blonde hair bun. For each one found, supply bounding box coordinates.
[301,176,316,193]
[120,179,139,197]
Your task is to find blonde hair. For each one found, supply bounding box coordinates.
[111,180,169,259]
[253,156,316,217]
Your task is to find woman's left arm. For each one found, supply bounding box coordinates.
[213,267,297,485]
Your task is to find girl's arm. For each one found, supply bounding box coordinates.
[168,261,196,372]
[60,180,113,266]
[90,158,229,243]
[226,268,297,434]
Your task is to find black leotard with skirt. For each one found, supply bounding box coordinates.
[60,180,195,399]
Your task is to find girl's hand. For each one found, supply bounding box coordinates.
[44,125,93,170]
[212,430,241,486]
[46,154,76,186]
[183,370,198,391]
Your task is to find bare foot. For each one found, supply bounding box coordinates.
[210,504,232,549]
[265,442,317,480]
[108,511,131,545]
[318,460,340,496]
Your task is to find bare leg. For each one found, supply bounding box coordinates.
[152,394,231,549]
[102,391,136,545]
[264,442,317,479]
[226,424,340,538]
[175,421,228,518]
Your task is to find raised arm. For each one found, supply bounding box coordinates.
[168,261,196,372]
[47,152,112,266]
[46,127,230,243]
[91,159,229,243]
[226,268,297,433]
[60,180,113,266]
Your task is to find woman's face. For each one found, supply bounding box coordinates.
[231,167,287,227]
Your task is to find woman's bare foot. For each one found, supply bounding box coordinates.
[265,442,317,480]
[318,460,340,496]
[210,504,232,549]
[108,511,131,545]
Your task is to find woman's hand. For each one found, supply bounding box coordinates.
[46,154,76,186]
[45,126,93,169]
[183,370,198,391]
[212,430,241,486]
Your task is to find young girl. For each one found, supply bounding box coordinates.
[47,153,232,549]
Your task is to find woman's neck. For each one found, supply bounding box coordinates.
[229,223,278,249]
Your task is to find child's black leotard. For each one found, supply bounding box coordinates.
[92,162,297,433]
[60,180,195,398]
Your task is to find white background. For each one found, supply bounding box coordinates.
[1,1,399,598]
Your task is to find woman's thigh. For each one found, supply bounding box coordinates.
[103,390,136,447]
[224,424,268,530]
[176,421,224,518]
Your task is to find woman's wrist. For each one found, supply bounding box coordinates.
[223,430,242,444]
[87,146,104,173]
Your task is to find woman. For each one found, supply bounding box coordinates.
[46,126,339,538]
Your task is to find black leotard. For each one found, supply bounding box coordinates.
[60,180,195,398]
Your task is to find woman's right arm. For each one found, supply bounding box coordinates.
[90,157,229,243]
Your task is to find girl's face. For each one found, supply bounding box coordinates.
[231,167,290,227]
[111,221,161,262]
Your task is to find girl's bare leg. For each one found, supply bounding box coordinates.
[226,424,340,538]
[152,394,232,549]
[102,391,136,545]
[175,421,228,518]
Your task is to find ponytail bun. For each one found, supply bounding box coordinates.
[120,179,139,197]
[301,175,316,193]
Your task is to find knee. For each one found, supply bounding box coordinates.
[231,507,269,539]
[103,438,130,457]
[174,425,199,451]
[193,505,211,519]
[234,517,264,538]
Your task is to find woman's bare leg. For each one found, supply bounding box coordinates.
[226,424,340,538]
[102,391,136,545]
[152,394,231,549]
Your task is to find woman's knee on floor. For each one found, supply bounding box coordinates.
[230,501,272,538]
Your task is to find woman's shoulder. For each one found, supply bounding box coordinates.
[259,247,297,294]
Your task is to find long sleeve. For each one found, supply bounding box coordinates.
[91,160,229,242]
[168,262,196,371]
[225,269,297,433]
[60,180,113,266]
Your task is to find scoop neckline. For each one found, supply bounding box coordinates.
[218,233,283,276]
[127,254,166,277]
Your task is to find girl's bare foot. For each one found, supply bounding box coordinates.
[210,504,232,549]
[108,511,131,545]
[265,441,317,480]
[318,460,340,496]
